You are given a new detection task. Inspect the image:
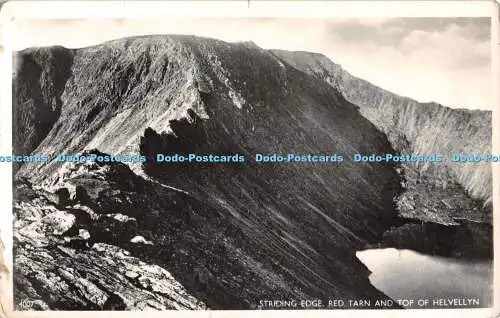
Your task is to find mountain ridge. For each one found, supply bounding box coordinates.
[270,48,489,111]
[272,48,492,221]
[11,34,492,310]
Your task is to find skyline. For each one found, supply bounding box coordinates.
[5,18,493,110]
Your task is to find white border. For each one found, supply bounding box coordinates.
[492,3,500,318]
[0,1,498,318]
[0,1,496,19]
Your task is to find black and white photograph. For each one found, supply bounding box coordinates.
[0,1,497,316]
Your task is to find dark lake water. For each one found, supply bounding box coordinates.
[356,248,493,309]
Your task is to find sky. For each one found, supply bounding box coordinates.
[4,17,493,110]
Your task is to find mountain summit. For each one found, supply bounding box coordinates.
[12,35,492,310]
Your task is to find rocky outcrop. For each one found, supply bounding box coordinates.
[13,178,206,310]
[13,153,399,309]
[12,34,405,308]
[11,35,492,310]
[377,219,493,259]
[14,243,206,310]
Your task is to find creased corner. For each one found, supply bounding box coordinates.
[0,237,12,318]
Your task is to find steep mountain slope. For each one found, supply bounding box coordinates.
[12,35,406,309]
[12,46,73,173]
[12,35,493,310]
[272,50,492,224]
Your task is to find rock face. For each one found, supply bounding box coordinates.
[12,47,73,173]
[13,179,206,310]
[272,50,492,224]
[11,35,492,310]
[14,152,397,310]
